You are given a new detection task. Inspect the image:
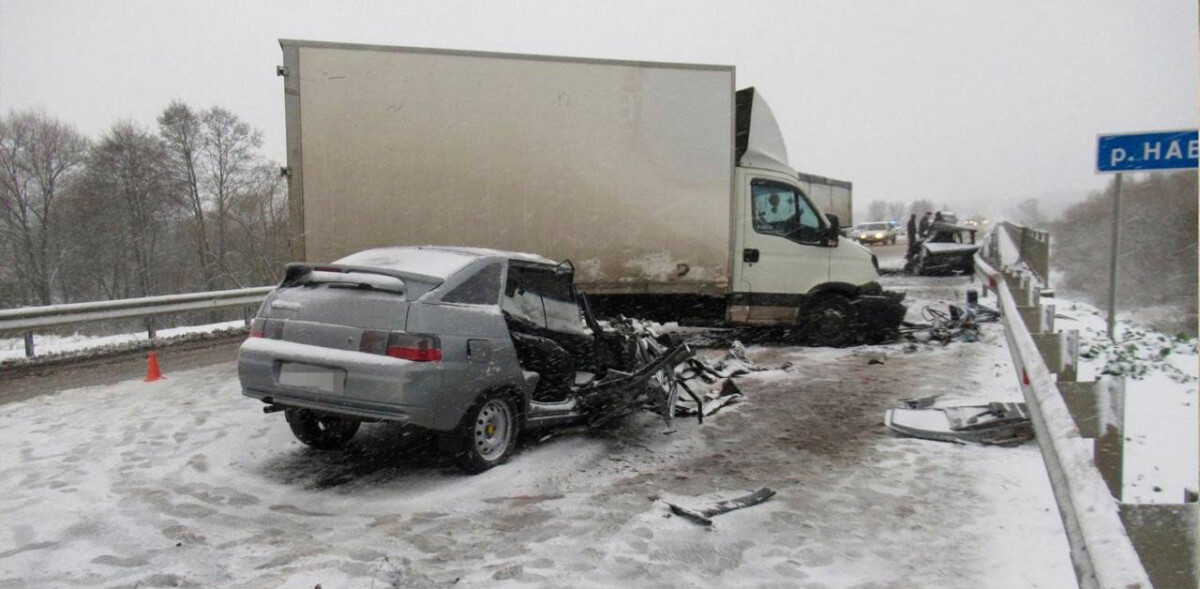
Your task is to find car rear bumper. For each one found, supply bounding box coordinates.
[238,337,442,429]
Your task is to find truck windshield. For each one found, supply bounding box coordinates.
[751,180,821,242]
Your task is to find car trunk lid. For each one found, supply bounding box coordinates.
[257,264,443,351]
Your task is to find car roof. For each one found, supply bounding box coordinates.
[334,246,558,279]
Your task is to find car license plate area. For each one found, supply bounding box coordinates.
[278,362,345,394]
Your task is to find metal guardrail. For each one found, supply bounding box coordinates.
[1000,220,1051,286]
[0,287,273,358]
[975,229,1154,589]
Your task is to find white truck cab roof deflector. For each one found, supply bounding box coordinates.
[735,87,796,177]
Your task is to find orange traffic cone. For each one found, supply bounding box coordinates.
[145,351,164,382]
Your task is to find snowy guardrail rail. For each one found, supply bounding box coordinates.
[974,231,1152,589]
[0,287,273,358]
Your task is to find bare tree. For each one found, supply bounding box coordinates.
[1053,171,1197,334]
[200,107,264,287]
[910,199,936,216]
[0,110,89,305]
[158,101,217,290]
[886,201,908,223]
[1012,197,1047,228]
[228,164,291,285]
[866,200,889,222]
[85,121,175,297]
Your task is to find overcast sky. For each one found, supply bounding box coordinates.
[1,0,1195,219]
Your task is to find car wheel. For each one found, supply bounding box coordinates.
[803,294,855,347]
[451,390,520,474]
[284,408,360,450]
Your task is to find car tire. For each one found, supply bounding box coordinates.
[449,390,521,474]
[284,408,360,450]
[803,294,855,347]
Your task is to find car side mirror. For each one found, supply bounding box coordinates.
[824,214,840,247]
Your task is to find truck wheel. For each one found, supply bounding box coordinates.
[449,390,520,474]
[804,294,855,347]
[284,408,360,450]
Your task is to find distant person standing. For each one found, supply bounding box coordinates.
[906,213,919,259]
[918,211,933,238]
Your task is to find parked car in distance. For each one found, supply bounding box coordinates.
[852,222,899,245]
[238,246,690,473]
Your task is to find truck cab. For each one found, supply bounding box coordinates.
[726,89,903,345]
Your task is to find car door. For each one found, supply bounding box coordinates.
[736,176,831,323]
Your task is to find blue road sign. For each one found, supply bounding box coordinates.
[1097,129,1198,173]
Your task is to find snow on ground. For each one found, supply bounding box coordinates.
[1054,298,1199,504]
[0,320,247,363]
[0,276,1076,588]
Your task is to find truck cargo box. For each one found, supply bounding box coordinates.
[280,40,735,295]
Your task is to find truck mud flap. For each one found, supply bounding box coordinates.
[851,290,907,343]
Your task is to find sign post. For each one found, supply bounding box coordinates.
[1096,129,1198,340]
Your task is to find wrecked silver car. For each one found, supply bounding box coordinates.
[239,246,691,473]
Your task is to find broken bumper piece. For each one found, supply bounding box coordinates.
[884,402,1034,446]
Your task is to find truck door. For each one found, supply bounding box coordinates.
[735,177,830,323]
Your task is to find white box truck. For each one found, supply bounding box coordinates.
[277,40,904,345]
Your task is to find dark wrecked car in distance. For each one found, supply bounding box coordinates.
[905,222,979,275]
[238,246,690,473]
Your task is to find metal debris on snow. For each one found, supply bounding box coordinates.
[666,487,777,526]
[884,401,1035,446]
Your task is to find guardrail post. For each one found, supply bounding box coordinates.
[1119,504,1200,589]
[1061,330,1079,382]
[24,331,35,358]
[243,306,253,326]
[1094,377,1125,501]
[1057,376,1124,497]
[1058,381,1101,438]
[145,317,157,341]
[1031,331,1064,374]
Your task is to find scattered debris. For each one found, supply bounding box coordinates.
[665,487,776,526]
[868,357,885,365]
[885,402,1034,446]
[671,342,768,421]
[901,300,1000,345]
[898,394,942,409]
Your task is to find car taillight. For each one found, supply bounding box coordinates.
[249,318,284,339]
[359,329,390,355]
[384,332,442,362]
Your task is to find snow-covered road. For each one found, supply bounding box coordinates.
[0,277,1077,588]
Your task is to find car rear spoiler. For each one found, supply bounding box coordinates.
[280,263,445,298]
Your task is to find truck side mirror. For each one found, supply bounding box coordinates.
[824,214,840,247]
